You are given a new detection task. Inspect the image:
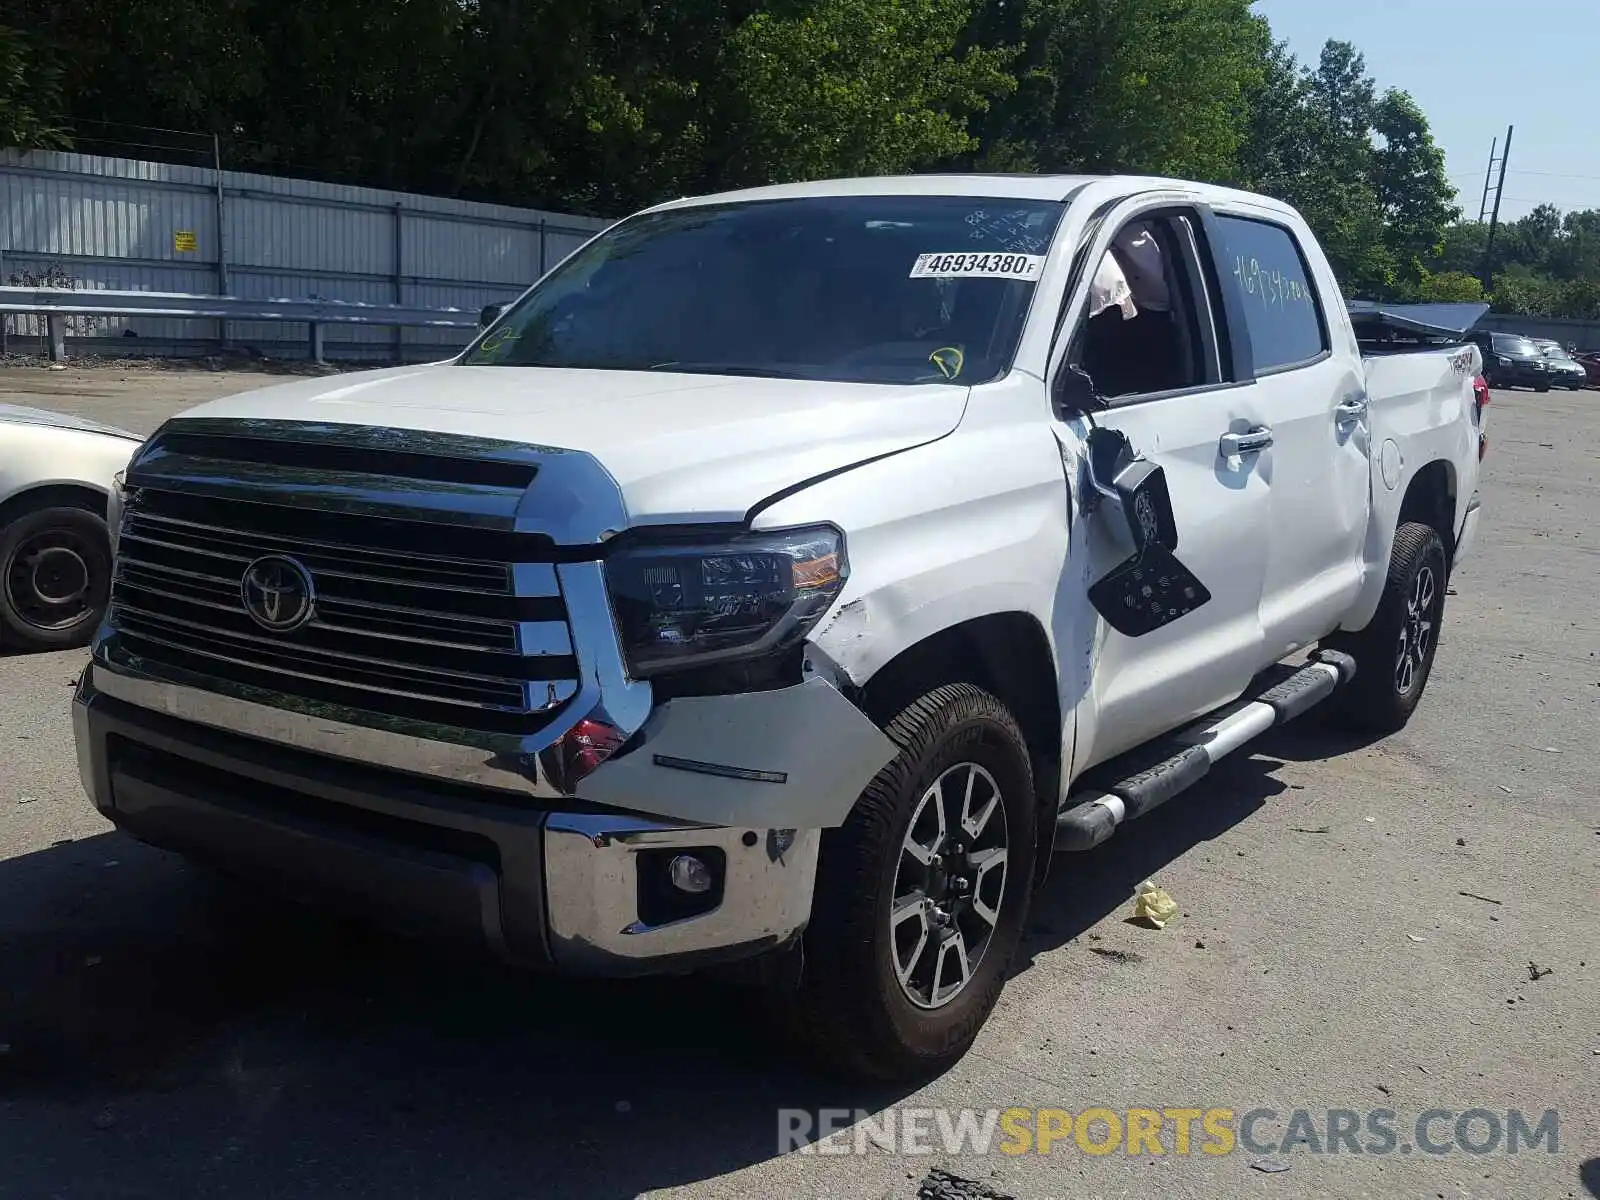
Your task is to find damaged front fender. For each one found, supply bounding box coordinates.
[573,677,898,828]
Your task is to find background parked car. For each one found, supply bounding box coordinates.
[1467,331,1555,391]
[1575,350,1600,388]
[0,406,141,651]
[1531,339,1589,390]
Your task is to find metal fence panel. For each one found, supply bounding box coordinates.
[0,148,612,359]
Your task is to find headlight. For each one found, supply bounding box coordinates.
[604,525,847,677]
[1496,356,1511,367]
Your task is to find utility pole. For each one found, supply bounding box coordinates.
[1477,136,1499,223]
[1481,124,1514,291]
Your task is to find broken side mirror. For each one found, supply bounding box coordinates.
[1084,426,1178,554]
[479,302,505,329]
[1109,458,1179,556]
[1088,546,1210,637]
[1054,364,1104,418]
[1083,426,1207,637]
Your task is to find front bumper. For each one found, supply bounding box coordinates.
[73,671,822,974]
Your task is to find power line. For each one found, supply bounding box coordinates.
[1453,168,1600,186]
[1503,168,1600,183]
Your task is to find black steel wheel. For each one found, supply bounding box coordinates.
[0,505,112,651]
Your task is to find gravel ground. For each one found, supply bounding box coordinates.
[0,363,1596,1200]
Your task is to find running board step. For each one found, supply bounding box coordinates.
[1055,649,1356,852]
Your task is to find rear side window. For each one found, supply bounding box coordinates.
[1214,215,1328,373]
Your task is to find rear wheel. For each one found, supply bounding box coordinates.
[1322,522,1447,734]
[792,683,1037,1081]
[0,505,111,651]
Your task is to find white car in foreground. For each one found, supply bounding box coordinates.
[0,406,141,650]
[74,174,1485,1080]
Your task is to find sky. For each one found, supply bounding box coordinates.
[1251,0,1600,223]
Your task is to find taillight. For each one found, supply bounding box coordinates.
[1473,376,1489,460]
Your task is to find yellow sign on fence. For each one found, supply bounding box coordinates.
[173,230,198,253]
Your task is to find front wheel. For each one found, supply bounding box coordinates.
[792,683,1038,1081]
[1322,522,1448,734]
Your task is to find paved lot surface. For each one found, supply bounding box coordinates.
[1,363,1596,1200]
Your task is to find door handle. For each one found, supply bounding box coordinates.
[1219,427,1273,456]
[1335,397,1368,422]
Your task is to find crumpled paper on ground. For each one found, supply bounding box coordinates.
[1132,879,1178,929]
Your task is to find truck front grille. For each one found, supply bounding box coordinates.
[110,469,581,736]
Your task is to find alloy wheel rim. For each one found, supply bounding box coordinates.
[1394,562,1438,697]
[889,761,1009,1010]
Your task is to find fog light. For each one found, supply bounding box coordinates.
[668,854,714,894]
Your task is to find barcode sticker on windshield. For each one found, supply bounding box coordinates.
[911,252,1045,280]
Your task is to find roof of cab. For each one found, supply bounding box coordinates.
[641,173,1302,221]
[642,174,1099,212]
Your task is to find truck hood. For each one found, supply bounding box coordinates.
[174,363,968,524]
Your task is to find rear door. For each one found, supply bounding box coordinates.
[1047,198,1272,771]
[1205,211,1371,655]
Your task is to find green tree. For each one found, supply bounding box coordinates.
[1499,203,1562,274]
[1371,89,1458,290]
[1490,265,1563,316]
[1550,209,1600,282]
[1556,277,1600,321]
[1238,39,1393,296]
[971,0,1267,181]
[1415,269,1484,303]
[1432,221,1489,277]
[719,0,1013,185]
[0,23,69,149]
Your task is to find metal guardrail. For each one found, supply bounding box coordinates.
[0,286,488,362]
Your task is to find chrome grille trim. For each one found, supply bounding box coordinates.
[121,510,528,595]
[95,420,655,794]
[114,557,553,655]
[111,606,538,710]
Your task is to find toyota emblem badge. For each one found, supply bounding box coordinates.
[240,554,316,632]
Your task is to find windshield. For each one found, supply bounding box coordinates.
[461,195,1066,385]
[1493,335,1539,356]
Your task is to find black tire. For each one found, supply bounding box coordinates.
[1535,382,1550,393]
[791,683,1038,1081]
[0,504,112,651]
[1321,522,1447,734]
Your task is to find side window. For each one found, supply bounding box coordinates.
[1213,215,1328,373]
[1073,212,1217,401]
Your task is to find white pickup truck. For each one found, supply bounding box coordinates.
[73,175,1487,1080]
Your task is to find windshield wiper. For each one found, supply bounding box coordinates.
[645,361,818,380]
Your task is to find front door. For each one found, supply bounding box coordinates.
[1049,202,1272,773]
